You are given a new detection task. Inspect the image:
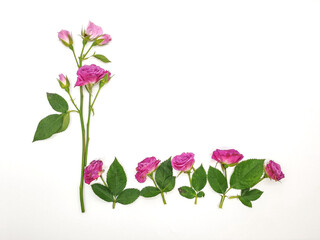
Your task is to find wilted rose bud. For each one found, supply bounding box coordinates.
[58,30,73,47]
[85,21,103,40]
[265,160,285,181]
[57,74,70,90]
[84,160,104,184]
[96,34,112,46]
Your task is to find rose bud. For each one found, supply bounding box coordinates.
[84,160,104,184]
[135,157,160,183]
[75,64,110,87]
[265,160,285,181]
[171,152,195,172]
[85,21,103,40]
[58,30,73,47]
[211,149,244,166]
[95,34,112,46]
[57,74,70,90]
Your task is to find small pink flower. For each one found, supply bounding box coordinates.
[265,160,285,181]
[172,152,195,172]
[75,64,110,87]
[84,160,104,184]
[58,30,72,46]
[211,149,244,165]
[85,21,103,40]
[135,157,160,183]
[59,74,67,85]
[97,34,112,45]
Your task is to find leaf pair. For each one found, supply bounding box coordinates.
[33,93,70,142]
[140,158,176,200]
[208,159,265,208]
[91,158,140,208]
[178,165,206,202]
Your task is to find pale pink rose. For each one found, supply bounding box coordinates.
[85,21,103,40]
[97,34,112,45]
[211,149,244,165]
[265,160,285,181]
[75,64,110,87]
[135,157,160,183]
[84,160,104,184]
[172,152,195,172]
[58,30,72,46]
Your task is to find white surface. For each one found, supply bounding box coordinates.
[1,0,320,239]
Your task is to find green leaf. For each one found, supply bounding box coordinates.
[162,176,176,192]
[33,114,64,142]
[91,184,113,202]
[140,186,161,198]
[178,186,196,199]
[47,93,68,113]
[207,166,228,194]
[116,188,140,205]
[155,158,173,190]
[239,196,252,208]
[192,165,207,191]
[57,112,70,133]
[230,159,265,189]
[241,189,263,201]
[93,54,111,63]
[197,191,205,198]
[107,158,127,196]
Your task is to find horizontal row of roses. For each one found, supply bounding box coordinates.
[84,149,284,208]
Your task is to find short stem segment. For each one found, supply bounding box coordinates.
[112,198,116,209]
[194,194,198,205]
[219,194,226,209]
[149,174,167,205]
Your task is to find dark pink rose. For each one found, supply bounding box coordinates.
[265,160,285,181]
[58,30,72,46]
[75,64,110,87]
[85,21,103,40]
[172,152,195,172]
[84,160,104,184]
[135,157,160,183]
[97,34,112,46]
[211,149,244,165]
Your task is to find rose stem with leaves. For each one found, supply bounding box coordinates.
[219,164,231,209]
[148,174,167,204]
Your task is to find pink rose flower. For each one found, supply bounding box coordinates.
[211,149,244,165]
[84,160,104,184]
[172,152,195,172]
[265,160,285,181]
[85,21,103,40]
[57,74,69,89]
[75,64,110,87]
[58,30,72,46]
[97,34,112,46]
[135,157,160,183]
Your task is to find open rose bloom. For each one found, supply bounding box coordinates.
[84,160,104,184]
[135,157,160,183]
[75,64,110,87]
[85,21,103,40]
[265,160,285,181]
[211,149,244,165]
[172,152,195,172]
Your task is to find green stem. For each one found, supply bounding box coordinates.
[84,92,92,168]
[219,194,226,209]
[66,90,80,112]
[100,175,108,187]
[79,86,86,213]
[70,46,79,68]
[112,198,116,209]
[187,171,193,188]
[91,86,102,109]
[83,43,95,59]
[149,174,167,205]
[194,194,198,205]
[228,196,239,199]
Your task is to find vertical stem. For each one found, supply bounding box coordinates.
[112,198,116,209]
[79,86,86,213]
[160,191,167,205]
[219,194,226,209]
[194,195,198,205]
[84,92,92,167]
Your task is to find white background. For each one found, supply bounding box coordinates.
[1,0,320,239]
